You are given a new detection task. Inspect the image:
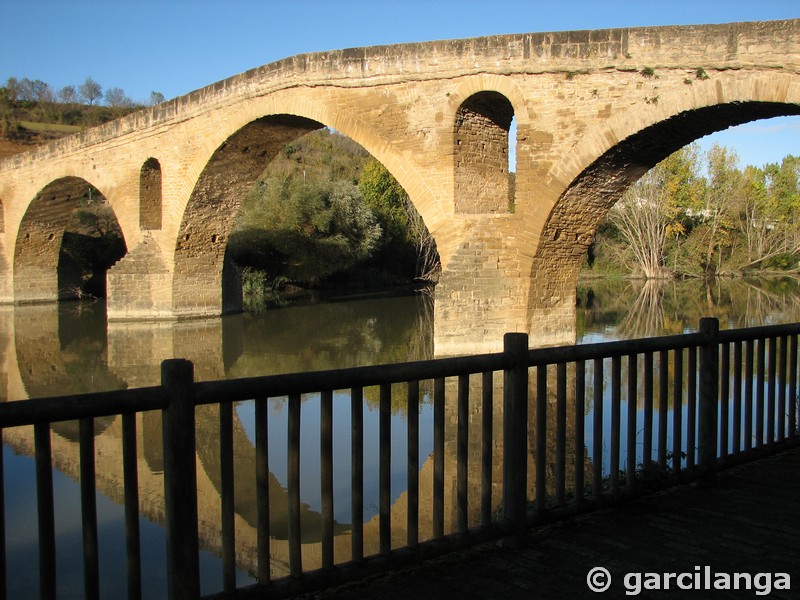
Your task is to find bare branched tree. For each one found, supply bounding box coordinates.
[608,167,673,279]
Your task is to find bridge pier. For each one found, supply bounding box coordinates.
[433,221,578,355]
[106,235,176,320]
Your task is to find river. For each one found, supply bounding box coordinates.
[2,276,800,598]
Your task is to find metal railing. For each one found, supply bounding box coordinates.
[0,317,798,600]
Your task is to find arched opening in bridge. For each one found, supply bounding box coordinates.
[173,115,440,317]
[454,91,515,214]
[0,198,4,233]
[528,103,800,342]
[13,177,127,303]
[139,157,162,230]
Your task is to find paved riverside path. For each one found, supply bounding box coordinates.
[297,448,800,599]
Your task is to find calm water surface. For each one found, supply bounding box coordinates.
[3,277,800,598]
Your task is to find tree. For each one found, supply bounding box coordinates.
[695,144,740,276]
[359,159,440,282]
[78,77,103,105]
[149,91,165,106]
[4,77,19,102]
[608,165,673,278]
[606,146,703,278]
[58,85,78,104]
[230,175,381,285]
[104,87,133,108]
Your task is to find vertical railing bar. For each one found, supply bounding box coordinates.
[80,417,100,600]
[609,356,621,494]
[34,422,56,600]
[626,354,637,488]
[255,398,271,584]
[687,346,697,469]
[480,371,493,526]
[643,352,654,470]
[698,318,720,485]
[219,401,236,592]
[535,365,548,512]
[732,342,742,455]
[407,381,420,548]
[456,375,469,533]
[592,358,603,498]
[321,390,334,570]
[574,360,586,507]
[778,335,788,442]
[502,333,529,547]
[756,338,766,448]
[287,393,302,578]
[767,337,777,445]
[379,383,392,556]
[161,359,200,600]
[658,350,668,471]
[790,335,798,440]
[720,342,730,458]
[555,363,567,506]
[433,377,445,540]
[121,413,142,600]
[745,339,754,451]
[350,387,364,562]
[672,348,683,473]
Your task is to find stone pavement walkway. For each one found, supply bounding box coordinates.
[298,447,800,599]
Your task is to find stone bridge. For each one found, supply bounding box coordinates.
[1,19,799,353]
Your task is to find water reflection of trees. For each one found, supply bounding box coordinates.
[578,276,800,339]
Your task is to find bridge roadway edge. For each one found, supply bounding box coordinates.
[290,446,800,600]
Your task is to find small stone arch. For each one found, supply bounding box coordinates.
[139,157,162,230]
[454,91,515,214]
[14,177,127,303]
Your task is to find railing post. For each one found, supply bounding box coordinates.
[698,318,719,486]
[161,359,200,600]
[503,332,529,547]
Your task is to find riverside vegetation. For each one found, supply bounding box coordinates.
[3,77,799,307]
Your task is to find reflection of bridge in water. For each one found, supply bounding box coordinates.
[0,302,586,579]
[2,298,798,598]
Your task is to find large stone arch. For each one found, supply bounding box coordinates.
[13,176,127,303]
[172,114,325,317]
[525,77,800,341]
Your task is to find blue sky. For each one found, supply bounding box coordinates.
[1,0,798,168]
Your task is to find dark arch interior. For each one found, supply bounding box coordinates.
[140,157,162,230]
[15,176,127,300]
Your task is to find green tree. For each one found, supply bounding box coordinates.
[359,159,440,282]
[230,175,381,285]
[680,144,740,277]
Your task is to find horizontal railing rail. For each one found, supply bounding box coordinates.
[0,318,798,600]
